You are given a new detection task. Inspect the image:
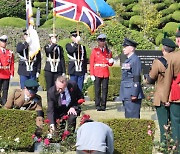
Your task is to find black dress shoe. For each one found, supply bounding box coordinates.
[101,107,106,111]
[96,106,101,111]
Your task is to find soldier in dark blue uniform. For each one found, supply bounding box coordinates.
[44,34,66,92]
[16,30,41,89]
[119,38,144,118]
[66,31,87,92]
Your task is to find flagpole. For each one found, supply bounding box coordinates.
[26,0,31,70]
[77,22,80,70]
[93,0,101,17]
[53,0,56,71]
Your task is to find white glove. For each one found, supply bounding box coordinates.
[10,75,13,79]
[108,58,114,64]
[36,72,40,78]
[25,37,31,44]
[50,124,55,133]
[62,73,66,76]
[91,75,95,81]
[51,37,57,44]
[76,36,81,42]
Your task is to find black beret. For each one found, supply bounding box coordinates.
[122,38,138,47]
[162,38,176,48]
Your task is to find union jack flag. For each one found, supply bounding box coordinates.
[53,0,104,33]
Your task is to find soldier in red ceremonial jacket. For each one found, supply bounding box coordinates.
[0,35,14,105]
[90,34,114,111]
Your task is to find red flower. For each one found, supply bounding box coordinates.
[56,119,61,125]
[32,134,36,139]
[44,138,50,146]
[44,119,50,124]
[62,115,69,120]
[80,114,90,125]
[37,138,42,142]
[62,130,70,141]
[78,99,85,105]
[148,130,152,136]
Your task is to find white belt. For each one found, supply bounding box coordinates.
[94,64,108,67]
[0,66,10,69]
[46,57,60,62]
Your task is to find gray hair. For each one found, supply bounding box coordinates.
[163,45,175,53]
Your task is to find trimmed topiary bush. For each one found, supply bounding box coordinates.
[132,4,141,14]
[172,11,180,22]
[0,17,26,28]
[129,15,143,27]
[155,33,164,46]
[163,22,180,36]
[102,118,155,154]
[0,109,37,151]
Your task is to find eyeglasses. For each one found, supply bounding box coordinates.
[98,38,106,42]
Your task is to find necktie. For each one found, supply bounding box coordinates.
[61,92,66,105]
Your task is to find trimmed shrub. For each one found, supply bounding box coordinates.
[87,85,94,101]
[102,118,155,154]
[38,70,46,91]
[172,11,180,22]
[155,33,164,46]
[0,17,26,28]
[33,2,47,8]
[129,15,143,27]
[160,8,175,17]
[119,0,138,5]
[169,3,179,11]
[0,109,37,151]
[155,3,167,11]
[41,17,85,30]
[160,14,172,25]
[163,22,180,36]
[132,4,141,14]
[125,3,136,11]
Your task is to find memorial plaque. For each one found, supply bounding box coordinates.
[120,50,162,74]
[135,50,162,74]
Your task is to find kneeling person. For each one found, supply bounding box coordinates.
[4,79,44,128]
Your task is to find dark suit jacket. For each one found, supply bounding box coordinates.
[66,42,87,76]
[44,43,66,74]
[47,80,84,125]
[16,42,41,76]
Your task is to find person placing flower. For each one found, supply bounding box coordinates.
[47,75,85,134]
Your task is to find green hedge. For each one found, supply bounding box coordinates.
[172,11,180,22]
[0,17,26,28]
[102,118,155,154]
[87,66,121,101]
[163,22,180,36]
[129,15,143,27]
[0,109,37,151]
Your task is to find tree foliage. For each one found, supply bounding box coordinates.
[138,0,162,42]
[0,0,26,19]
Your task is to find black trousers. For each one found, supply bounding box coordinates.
[94,77,109,109]
[45,71,62,91]
[0,79,10,105]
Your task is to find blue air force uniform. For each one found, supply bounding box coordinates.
[119,38,144,118]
